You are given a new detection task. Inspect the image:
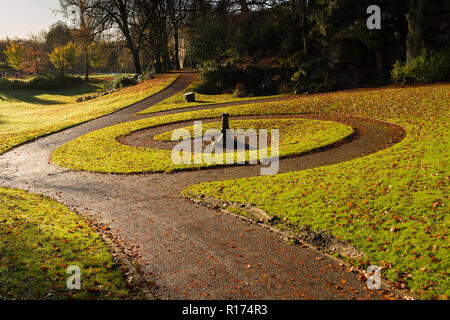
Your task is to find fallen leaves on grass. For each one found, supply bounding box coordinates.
[184,83,450,299]
[0,188,129,300]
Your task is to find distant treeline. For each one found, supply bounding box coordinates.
[1,1,449,92]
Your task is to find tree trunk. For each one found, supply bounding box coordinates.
[119,3,142,76]
[130,47,142,75]
[300,0,307,57]
[375,48,384,74]
[239,0,249,14]
[161,29,170,72]
[84,49,90,81]
[406,0,424,62]
[290,0,297,24]
[375,47,385,83]
[154,50,162,73]
[162,44,170,72]
[174,25,180,70]
[291,0,308,57]
[302,30,308,57]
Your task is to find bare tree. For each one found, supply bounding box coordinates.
[290,0,308,56]
[138,0,171,73]
[167,0,191,70]
[406,0,424,62]
[87,0,153,75]
[59,0,106,80]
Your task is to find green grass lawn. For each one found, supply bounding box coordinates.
[0,188,129,299]
[154,119,348,143]
[184,84,449,299]
[3,72,448,299]
[52,111,353,173]
[87,74,135,82]
[0,74,179,155]
[87,74,134,78]
[138,77,285,114]
[0,74,179,299]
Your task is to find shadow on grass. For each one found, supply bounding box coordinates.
[0,217,108,300]
[0,92,61,105]
[0,82,103,106]
[0,189,128,300]
[45,82,103,97]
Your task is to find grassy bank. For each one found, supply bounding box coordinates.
[0,188,129,299]
[52,111,353,173]
[184,84,449,299]
[0,74,179,299]
[0,74,179,155]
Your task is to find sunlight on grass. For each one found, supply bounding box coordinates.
[52,111,352,173]
[0,188,129,300]
[0,74,179,155]
[184,84,450,299]
[0,75,182,299]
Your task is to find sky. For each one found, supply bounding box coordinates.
[0,0,63,39]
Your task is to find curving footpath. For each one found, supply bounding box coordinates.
[0,71,405,300]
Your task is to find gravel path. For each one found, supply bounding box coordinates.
[0,72,405,300]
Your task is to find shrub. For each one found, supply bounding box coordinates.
[0,78,28,90]
[137,68,155,82]
[76,90,115,103]
[391,47,450,84]
[0,73,83,91]
[100,75,139,94]
[28,73,83,90]
[0,78,13,90]
[113,75,138,89]
[199,65,285,96]
[76,94,99,103]
[188,19,230,67]
[234,83,247,97]
[291,59,334,94]
[102,78,117,92]
[199,65,241,94]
